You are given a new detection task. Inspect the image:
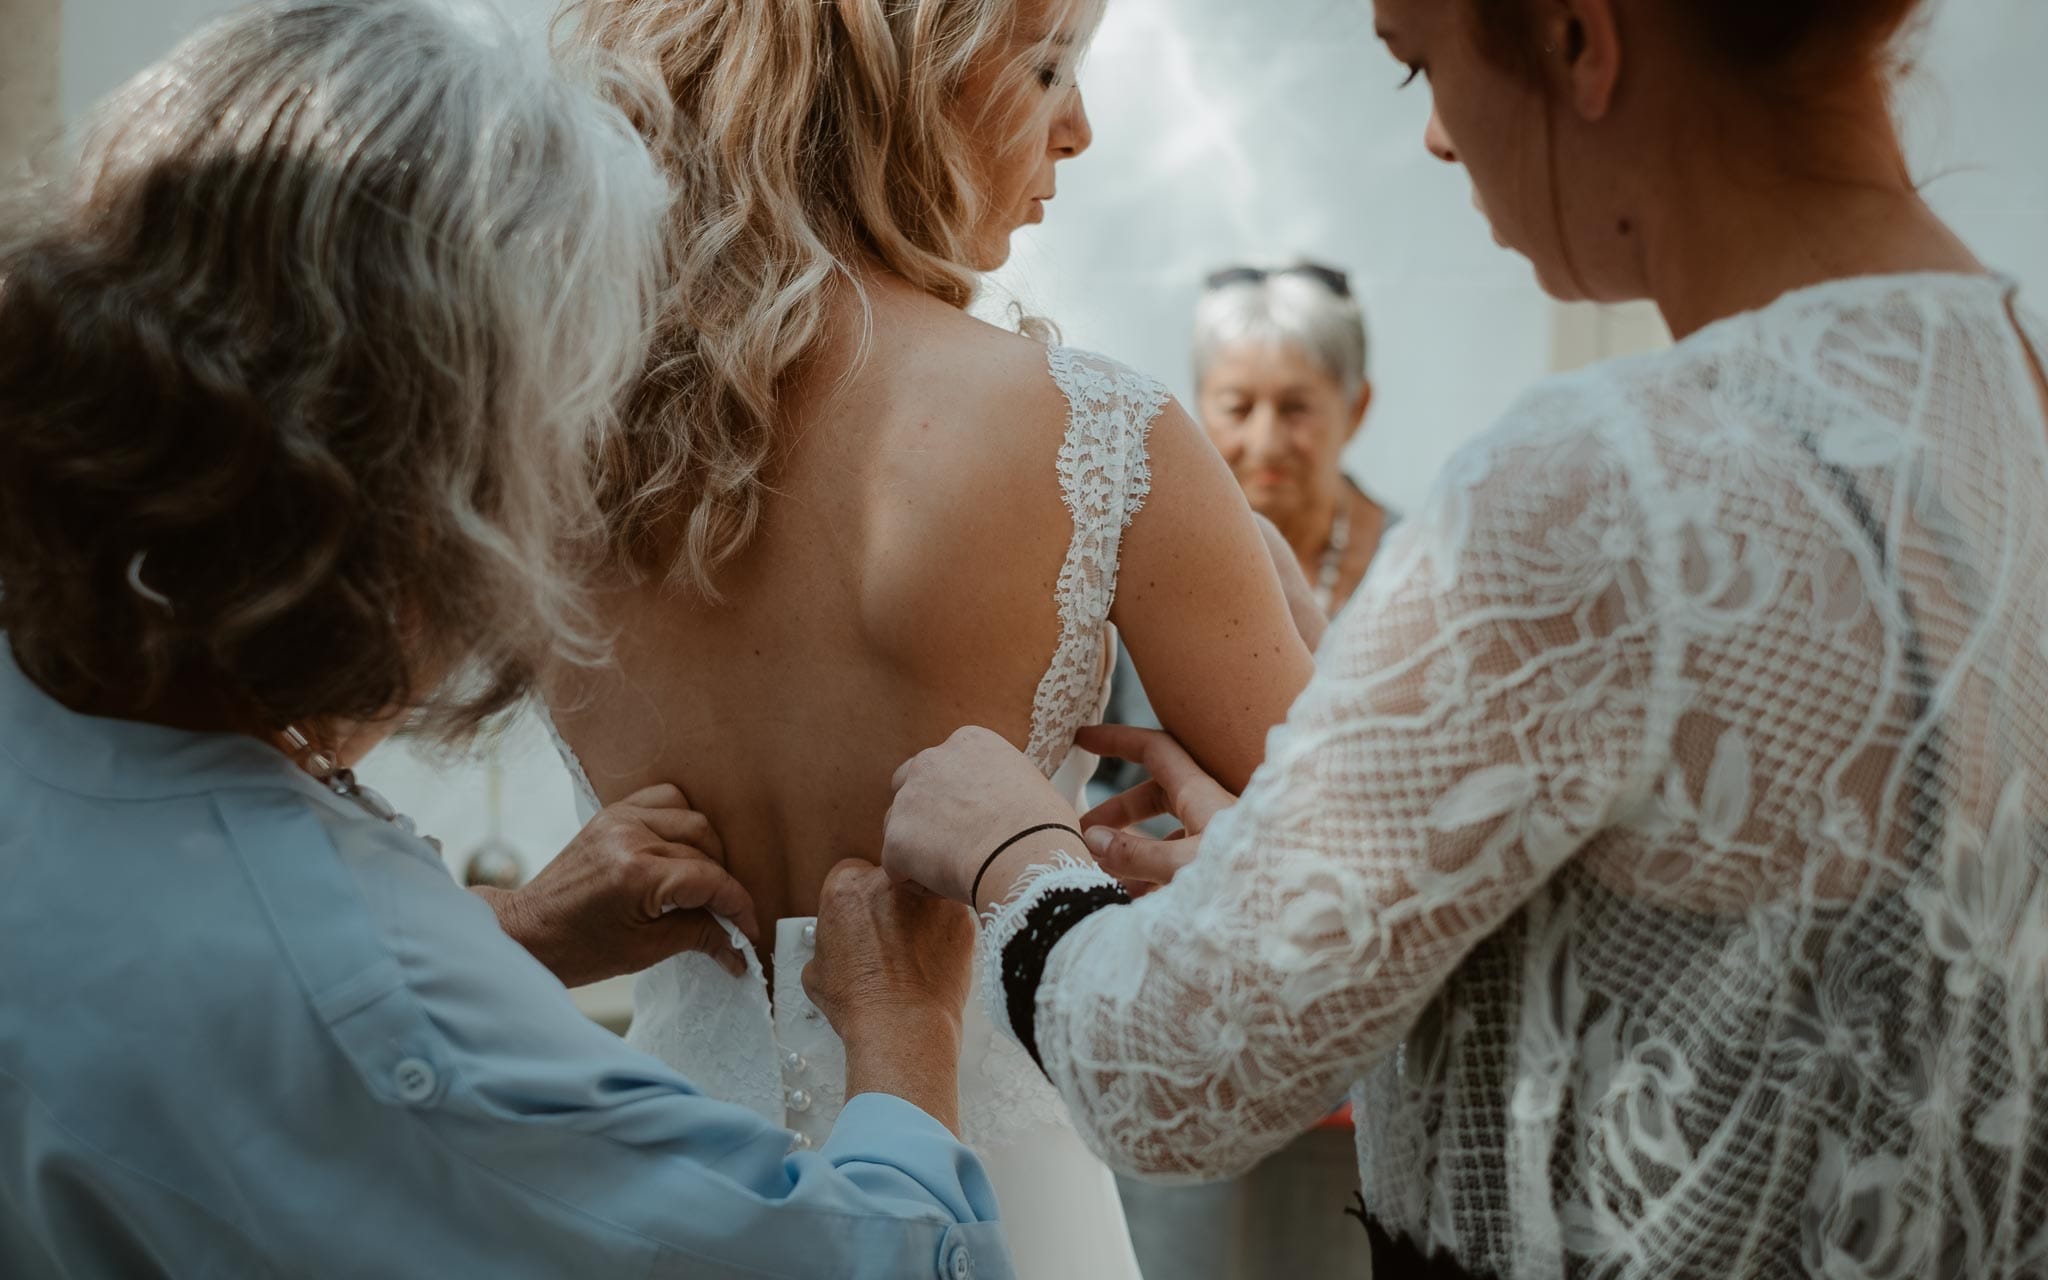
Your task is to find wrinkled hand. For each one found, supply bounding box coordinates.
[1074,724,1240,895]
[803,859,976,1053]
[882,727,1076,904]
[482,784,759,988]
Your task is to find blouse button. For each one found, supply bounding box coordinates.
[789,1131,813,1151]
[393,1057,438,1106]
[945,1242,976,1280]
[783,1049,807,1075]
[787,1087,813,1114]
[802,922,818,947]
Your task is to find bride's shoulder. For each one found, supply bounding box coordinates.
[859,291,1195,503]
[875,292,1166,424]
[876,297,1063,414]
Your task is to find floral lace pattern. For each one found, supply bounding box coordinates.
[1026,347,1167,773]
[1001,275,2048,1277]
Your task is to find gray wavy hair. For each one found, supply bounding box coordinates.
[0,0,670,744]
[1192,264,1371,397]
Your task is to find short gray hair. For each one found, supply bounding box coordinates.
[0,0,670,744]
[1192,265,1370,396]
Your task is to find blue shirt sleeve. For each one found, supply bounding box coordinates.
[0,650,1015,1280]
[824,1093,1004,1222]
[251,793,1019,1280]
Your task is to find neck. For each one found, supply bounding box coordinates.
[1274,485,1346,566]
[1632,82,1983,339]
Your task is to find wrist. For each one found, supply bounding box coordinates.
[474,885,555,974]
[472,883,516,933]
[843,1007,965,1133]
[842,999,964,1052]
[971,827,1080,916]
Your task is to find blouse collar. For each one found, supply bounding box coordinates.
[1683,269,2020,350]
[0,636,321,805]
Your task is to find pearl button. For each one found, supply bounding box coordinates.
[802,922,818,946]
[393,1057,438,1105]
[783,1049,806,1074]
[945,1242,975,1280]
[787,1088,813,1114]
[789,1132,813,1151]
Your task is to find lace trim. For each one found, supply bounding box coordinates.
[1024,348,1169,773]
[980,851,1128,1065]
[536,701,602,824]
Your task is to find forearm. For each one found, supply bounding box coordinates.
[971,811,1365,1180]
[843,1011,966,1136]
[472,885,552,972]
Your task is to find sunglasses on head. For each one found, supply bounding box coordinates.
[1203,263,1353,299]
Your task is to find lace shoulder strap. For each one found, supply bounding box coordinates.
[1024,347,1170,773]
[537,702,603,824]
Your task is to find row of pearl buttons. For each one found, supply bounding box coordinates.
[786,921,822,1152]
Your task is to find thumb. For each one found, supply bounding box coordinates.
[651,909,749,978]
[1083,825,1195,886]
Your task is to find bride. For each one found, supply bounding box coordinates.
[549,0,1314,1271]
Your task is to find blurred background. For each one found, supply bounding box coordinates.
[7,0,2044,929]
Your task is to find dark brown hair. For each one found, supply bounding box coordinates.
[1471,0,1927,84]
[0,0,667,743]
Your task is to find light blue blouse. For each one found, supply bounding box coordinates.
[0,644,1013,1279]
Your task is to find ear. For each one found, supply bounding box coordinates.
[1550,0,1623,122]
[1345,381,1374,442]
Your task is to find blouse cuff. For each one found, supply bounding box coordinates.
[978,852,1129,1069]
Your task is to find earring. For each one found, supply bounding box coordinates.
[126,551,174,615]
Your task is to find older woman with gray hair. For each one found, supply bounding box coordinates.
[0,3,1013,1276]
[1194,262,1395,616]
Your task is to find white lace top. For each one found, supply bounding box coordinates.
[987,274,2048,1278]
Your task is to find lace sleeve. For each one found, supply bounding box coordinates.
[1009,400,1683,1180]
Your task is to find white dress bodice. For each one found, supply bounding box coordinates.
[546,345,1165,1278]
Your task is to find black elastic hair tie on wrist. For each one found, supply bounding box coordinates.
[970,823,1084,907]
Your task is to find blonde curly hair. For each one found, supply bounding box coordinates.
[572,0,1103,595]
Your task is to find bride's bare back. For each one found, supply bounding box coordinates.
[552,278,1313,931]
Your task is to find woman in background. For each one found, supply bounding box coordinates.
[1195,262,1395,617]
[1099,260,1394,1280]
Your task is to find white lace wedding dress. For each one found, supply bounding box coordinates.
[547,346,1159,1279]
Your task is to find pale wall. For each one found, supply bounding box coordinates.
[52,0,2048,873]
[1,0,63,174]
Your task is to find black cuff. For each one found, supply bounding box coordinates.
[999,882,1130,1069]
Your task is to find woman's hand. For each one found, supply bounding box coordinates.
[804,860,976,1133]
[480,784,759,988]
[1074,724,1241,894]
[882,727,1076,904]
